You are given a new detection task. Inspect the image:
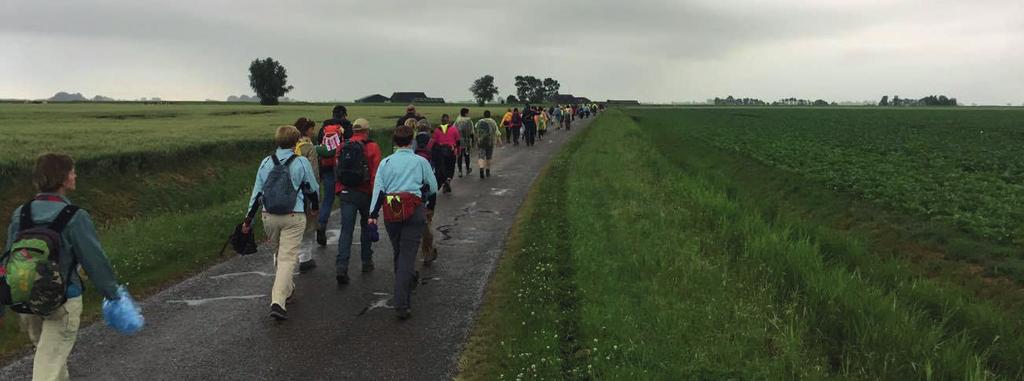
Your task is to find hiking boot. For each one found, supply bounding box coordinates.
[458,171,463,178]
[336,274,350,286]
[298,259,317,274]
[270,304,288,321]
[443,182,452,194]
[316,227,327,246]
[362,262,375,273]
[396,307,412,320]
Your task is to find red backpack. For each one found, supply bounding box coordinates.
[321,125,342,167]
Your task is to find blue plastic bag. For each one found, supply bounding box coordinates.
[102,286,144,335]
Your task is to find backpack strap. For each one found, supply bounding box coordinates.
[19,201,35,230]
[49,205,81,233]
[270,155,281,166]
[283,155,298,166]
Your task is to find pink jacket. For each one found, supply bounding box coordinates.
[431,124,461,148]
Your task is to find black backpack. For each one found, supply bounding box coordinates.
[336,139,371,187]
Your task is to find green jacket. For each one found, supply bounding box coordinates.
[4,193,120,303]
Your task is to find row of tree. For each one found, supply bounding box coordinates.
[879,95,957,107]
[712,96,835,107]
[468,75,562,106]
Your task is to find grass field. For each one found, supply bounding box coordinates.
[461,109,1024,379]
[0,102,512,361]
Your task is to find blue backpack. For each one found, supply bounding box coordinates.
[262,155,300,215]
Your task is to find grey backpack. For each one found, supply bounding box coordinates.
[262,155,299,215]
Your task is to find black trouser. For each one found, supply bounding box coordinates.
[511,126,521,145]
[524,124,537,146]
[432,145,456,184]
[457,147,472,174]
[503,126,511,144]
[384,206,426,310]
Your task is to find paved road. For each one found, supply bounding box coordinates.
[1,116,593,380]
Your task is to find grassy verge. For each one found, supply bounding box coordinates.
[460,109,1022,379]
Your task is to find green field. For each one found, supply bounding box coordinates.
[462,108,1024,379]
[0,102,512,361]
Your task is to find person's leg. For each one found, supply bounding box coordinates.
[335,200,358,276]
[318,170,336,228]
[356,194,374,269]
[421,208,436,264]
[393,208,425,313]
[445,153,456,183]
[25,296,82,381]
[298,217,316,273]
[270,214,305,310]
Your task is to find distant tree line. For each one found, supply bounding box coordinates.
[713,96,836,107]
[878,95,957,107]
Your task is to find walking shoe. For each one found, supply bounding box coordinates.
[362,262,375,273]
[443,182,452,193]
[396,307,412,320]
[336,274,350,286]
[298,259,317,274]
[270,304,288,321]
[316,227,327,246]
[423,248,439,266]
[458,171,463,178]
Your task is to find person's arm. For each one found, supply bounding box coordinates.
[301,158,320,211]
[246,159,269,214]
[68,212,120,300]
[369,159,388,219]
[368,143,383,187]
[453,127,462,148]
[422,158,439,197]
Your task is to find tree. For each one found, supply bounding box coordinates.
[879,95,889,107]
[506,94,519,104]
[892,95,901,107]
[249,57,294,105]
[542,78,560,101]
[469,75,500,106]
[514,75,545,104]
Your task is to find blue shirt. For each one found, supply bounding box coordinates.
[370,148,438,214]
[247,148,320,214]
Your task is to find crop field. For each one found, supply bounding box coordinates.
[0,102,511,360]
[462,108,1024,380]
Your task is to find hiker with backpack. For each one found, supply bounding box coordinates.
[431,114,461,194]
[315,106,352,246]
[474,110,501,179]
[367,124,439,320]
[454,108,475,178]
[414,118,440,265]
[244,126,320,321]
[333,118,382,285]
[293,117,320,273]
[510,108,523,146]
[2,153,134,381]
[522,105,537,147]
[396,104,419,128]
[500,108,513,145]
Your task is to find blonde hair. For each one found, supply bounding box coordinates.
[275,125,301,148]
[403,118,418,129]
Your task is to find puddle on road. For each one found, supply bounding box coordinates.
[167,294,266,307]
[490,188,512,196]
[210,271,276,280]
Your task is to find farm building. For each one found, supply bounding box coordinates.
[606,99,640,105]
[356,94,390,103]
[390,92,429,104]
[574,97,592,104]
[412,97,445,103]
[552,94,578,104]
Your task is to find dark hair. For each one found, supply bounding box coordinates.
[33,153,75,192]
[393,125,414,147]
[441,113,450,121]
[332,105,347,118]
[483,110,491,118]
[460,108,469,116]
[294,117,316,135]
[513,108,519,112]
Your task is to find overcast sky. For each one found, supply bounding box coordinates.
[2,0,1022,104]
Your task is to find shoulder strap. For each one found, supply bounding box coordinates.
[49,205,80,233]
[283,155,298,166]
[19,201,34,230]
[270,155,281,166]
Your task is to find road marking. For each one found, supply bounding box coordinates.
[356,293,394,316]
[490,188,512,196]
[167,294,266,307]
[210,271,276,279]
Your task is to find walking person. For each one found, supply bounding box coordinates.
[293,117,320,273]
[244,126,320,321]
[431,114,460,193]
[334,118,383,285]
[2,153,132,381]
[368,124,439,319]
[500,108,513,145]
[522,105,537,147]
[474,110,501,179]
[414,119,440,265]
[510,108,523,146]
[537,108,548,141]
[396,104,419,128]
[454,108,475,178]
[315,106,352,246]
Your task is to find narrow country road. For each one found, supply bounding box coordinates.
[0,116,594,380]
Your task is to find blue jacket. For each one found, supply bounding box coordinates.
[370,148,438,217]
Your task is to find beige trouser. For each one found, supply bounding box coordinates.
[262,212,306,309]
[299,211,317,263]
[18,296,83,381]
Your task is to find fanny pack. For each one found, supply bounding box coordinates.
[383,192,422,223]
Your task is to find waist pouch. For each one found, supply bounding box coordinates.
[383,192,422,223]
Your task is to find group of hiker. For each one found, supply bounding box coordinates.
[0,102,592,381]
